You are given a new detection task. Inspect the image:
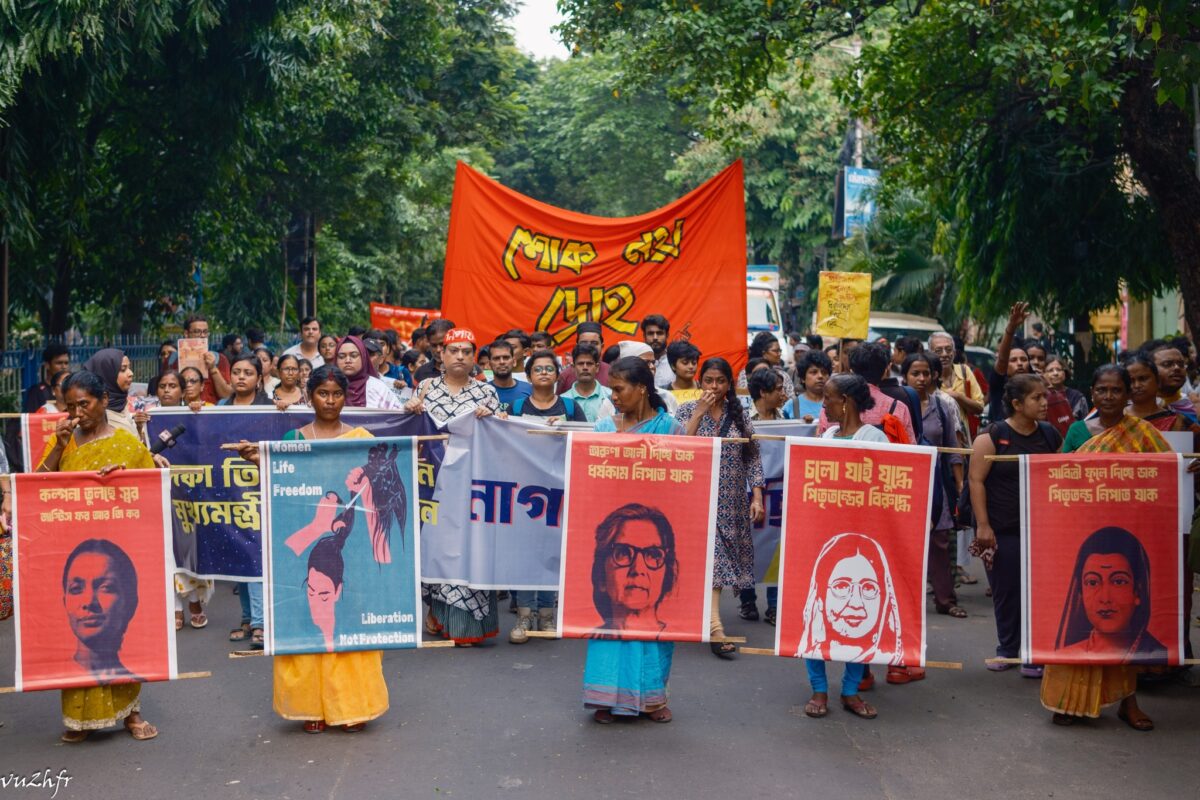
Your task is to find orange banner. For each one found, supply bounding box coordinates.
[1021,453,1184,665]
[775,438,935,666]
[12,469,176,691]
[20,412,67,472]
[369,303,442,342]
[558,432,720,642]
[441,161,748,370]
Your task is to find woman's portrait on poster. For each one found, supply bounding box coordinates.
[796,533,904,664]
[590,503,679,640]
[1054,526,1168,664]
[62,538,142,684]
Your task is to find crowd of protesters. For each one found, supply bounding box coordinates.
[5,301,1199,739]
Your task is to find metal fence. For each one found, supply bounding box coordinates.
[0,332,301,408]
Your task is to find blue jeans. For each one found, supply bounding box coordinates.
[514,590,556,611]
[805,659,866,697]
[238,581,264,629]
[738,585,778,609]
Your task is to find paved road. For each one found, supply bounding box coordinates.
[1,571,1197,800]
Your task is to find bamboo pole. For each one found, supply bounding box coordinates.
[527,429,750,443]
[738,647,962,668]
[230,640,455,658]
[523,631,746,643]
[986,657,1200,666]
[220,433,449,451]
[986,454,1200,461]
[0,671,212,693]
[751,433,973,454]
[1,466,207,479]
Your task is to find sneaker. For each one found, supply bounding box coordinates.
[509,608,533,644]
[538,608,557,636]
[763,607,776,626]
[738,602,759,621]
[1020,664,1043,678]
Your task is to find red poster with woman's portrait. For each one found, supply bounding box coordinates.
[1021,453,1185,665]
[775,438,936,666]
[558,432,719,642]
[11,469,177,691]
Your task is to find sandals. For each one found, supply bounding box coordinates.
[937,605,968,619]
[1118,706,1154,732]
[955,567,978,585]
[61,729,90,743]
[858,669,875,692]
[738,602,759,621]
[229,622,251,642]
[125,719,158,740]
[643,707,672,723]
[840,695,877,719]
[711,641,737,660]
[593,709,615,724]
[886,666,926,685]
[804,694,829,718]
[250,628,264,649]
[304,720,326,734]
[1051,713,1076,726]
[175,611,184,632]
[189,602,208,629]
[424,614,442,636]
[763,607,776,626]
[342,723,366,732]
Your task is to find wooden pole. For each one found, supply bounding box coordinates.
[526,429,750,443]
[0,671,212,693]
[523,631,746,643]
[986,657,1200,666]
[751,433,973,454]
[230,640,455,657]
[220,434,449,451]
[738,647,962,668]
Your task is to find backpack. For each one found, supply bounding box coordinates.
[1044,388,1074,438]
[512,395,575,418]
[872,399,912,445]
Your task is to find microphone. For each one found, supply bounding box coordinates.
[151,424,186,455]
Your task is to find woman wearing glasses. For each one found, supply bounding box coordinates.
[512,350,588,424]
[272,353,307,410]
[584,357,683,724]
[179,366,212,412]
[591,504,679,639]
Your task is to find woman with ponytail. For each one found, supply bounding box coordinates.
[676,357,766,659]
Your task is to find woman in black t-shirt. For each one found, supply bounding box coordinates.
[516,349,588,423]
[969,373,1062,672]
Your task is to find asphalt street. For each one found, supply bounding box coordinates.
[1,568,1197,800]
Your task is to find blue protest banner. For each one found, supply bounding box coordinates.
[262,436,422,655]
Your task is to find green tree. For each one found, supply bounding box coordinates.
[492,47,698,216]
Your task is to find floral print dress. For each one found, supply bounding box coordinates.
[675,402,765,589]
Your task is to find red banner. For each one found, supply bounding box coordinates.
[369,303,442,343]
[1021,453,1184,665]
[441,161,748,371]
[558,432,719,642]
[11,469,176,691]
[776,439,935,665]
[20,412,67,472]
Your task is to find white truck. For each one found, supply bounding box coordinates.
[746,265,789,365]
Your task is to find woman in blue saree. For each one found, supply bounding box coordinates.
[585,356,682,723]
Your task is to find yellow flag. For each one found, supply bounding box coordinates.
[815,271,871,339]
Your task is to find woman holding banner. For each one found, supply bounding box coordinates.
[405,328,501,645]
[676,357,765,659]
[235,365,388,733]
[970,373,1061,676]
[36,370,159,742]
[585,356,683,723]
[1042,364,1169,731]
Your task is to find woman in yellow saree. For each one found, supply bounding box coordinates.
[1044,364,1169,730]
[37,370,158,742]
[234,364,388,733]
